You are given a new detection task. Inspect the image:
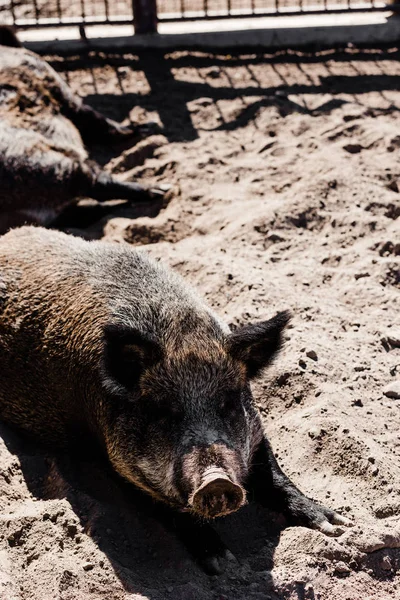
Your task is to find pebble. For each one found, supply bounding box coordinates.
[308,427,320,439]
[383,381,400,399]
[334,561,351,573]
[382,331,400,348]
[351,399,363,407]
[354,272,370,280]
[343,143,363,154]
[83,563,94,571]
[387,180,400,193]
[267,232,285,243]
[306,349,318,361]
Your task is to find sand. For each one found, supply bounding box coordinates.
[0,46,399,600]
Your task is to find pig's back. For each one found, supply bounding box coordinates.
[0,46,77,121]
[0,46,82,146]
[0,227,225,440]
[0,226,218,334]
[0,227,107,440]
[0,226,203,319]
[0,47,88,214]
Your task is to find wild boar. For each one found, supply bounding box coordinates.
[0,226,352,571]
[0,27,164,233]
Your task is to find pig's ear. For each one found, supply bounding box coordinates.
[102,324,162,392]
[227,310,291,379]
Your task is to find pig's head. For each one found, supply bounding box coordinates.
[100,310,290,519]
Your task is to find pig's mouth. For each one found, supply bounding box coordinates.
[187,467,247,519]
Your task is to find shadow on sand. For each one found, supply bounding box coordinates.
[48,46,400,232]
[47,47,400,144]
[0,421,286,599]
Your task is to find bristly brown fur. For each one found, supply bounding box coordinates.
[0,226,290,517]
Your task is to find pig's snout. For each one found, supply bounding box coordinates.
[189,468,246,519]
[181,444,247,518]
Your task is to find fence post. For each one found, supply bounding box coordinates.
[133,0,158,33]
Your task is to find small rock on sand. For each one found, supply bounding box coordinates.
[382,331,400,348]
[334,561,351,574]
[383,381,400,399]
[306,349,318,361]
[343,144,363,154]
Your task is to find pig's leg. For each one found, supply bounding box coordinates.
[248,438,353,535]
[66,101,155,142]
[74,164,167,204]
[88,171,166,203]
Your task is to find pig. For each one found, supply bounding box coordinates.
[0,26,165,234]
[0,226,352,572]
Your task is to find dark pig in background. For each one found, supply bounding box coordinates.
[0,27,166,233]
[0,227,352,571]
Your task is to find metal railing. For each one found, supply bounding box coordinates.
[0,0,396,33]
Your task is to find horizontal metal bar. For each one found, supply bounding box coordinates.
[10,16,135,28]
[8,3,398,29]
[158,3,397,20]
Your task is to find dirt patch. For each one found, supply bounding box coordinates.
[1,46,399,600]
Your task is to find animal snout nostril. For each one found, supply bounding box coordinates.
[189,472,246,519]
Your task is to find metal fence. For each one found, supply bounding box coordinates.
[0,0,395,33]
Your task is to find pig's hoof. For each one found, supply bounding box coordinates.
[148,184,174,206]
[105,119,137,139]
[202,549,237,575]
[114,121,162,140]
[115,124,136,137]
[105,119,161,140]
[286,496,354,537]
[315,511,354,537]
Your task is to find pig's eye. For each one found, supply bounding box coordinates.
[221,390,241,413]
[139,395,183,422]
[155,400,184,422]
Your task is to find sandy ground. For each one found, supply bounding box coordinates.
[0,46,399,600]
